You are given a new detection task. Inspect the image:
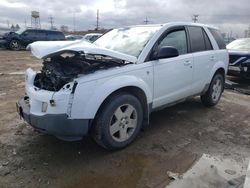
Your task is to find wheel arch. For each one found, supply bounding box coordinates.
[71,75,153,122]
[94,86,150,126]
[209,62,226,83]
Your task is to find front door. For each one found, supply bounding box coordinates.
[151,28,194,108]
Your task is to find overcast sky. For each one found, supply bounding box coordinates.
[0,0,249,37]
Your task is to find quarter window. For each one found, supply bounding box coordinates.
[208,28,226,49]
[158,30,188,55]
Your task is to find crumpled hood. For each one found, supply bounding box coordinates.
[27,40,137,63]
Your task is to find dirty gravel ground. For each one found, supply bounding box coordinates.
[0,50,249,188]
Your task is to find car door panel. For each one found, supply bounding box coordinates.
[150,28,194,108]
[187,26,217,94]
[153,54,193,108]
[191,51,217,94]
[21,31,34,46]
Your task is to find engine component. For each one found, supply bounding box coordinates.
[34,51,127,91]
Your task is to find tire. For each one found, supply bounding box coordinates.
[92,93,143,150]
[201,73,224,107]
[9,40,21,50]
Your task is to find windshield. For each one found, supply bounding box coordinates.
[227,38,250,50]
[15,28,26,35]
[83,35,92,40]
[94,26,161,57]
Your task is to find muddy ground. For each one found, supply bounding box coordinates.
[0,50,249,188]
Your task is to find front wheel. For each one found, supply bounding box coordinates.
[92,93,143,150]
[201,73,224,107]
[9,40,21,50]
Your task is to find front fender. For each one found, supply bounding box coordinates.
[71,75,153,119]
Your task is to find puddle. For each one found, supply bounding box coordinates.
[57,151,197,188]
[63,154,150,188]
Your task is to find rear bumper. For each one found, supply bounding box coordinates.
[17,97,91,141]
[0,39,8,47]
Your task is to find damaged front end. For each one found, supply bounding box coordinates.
[34,50,130,92]
[17,47,133,140]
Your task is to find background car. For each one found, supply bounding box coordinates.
[0,28,65,50]
[82,33,102,43]
[65,34,83,41]
[227,38,250,79]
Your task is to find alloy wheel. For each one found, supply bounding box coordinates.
[109,104,138,142]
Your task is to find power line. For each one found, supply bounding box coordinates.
[73,13,76,33]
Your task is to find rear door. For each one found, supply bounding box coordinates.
[151,27,194,108]
[35,30,47,41]
[21,30,37,45]
[187,26,216,94]
[47,31,65,41]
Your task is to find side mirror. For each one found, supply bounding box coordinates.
[155,46,179,59]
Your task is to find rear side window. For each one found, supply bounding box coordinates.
[23,30,37,38]
[36,31,46,40]
[55,32,65,40]
[46,31,64,40]
[187,26,206,52]
[208,28,226,49]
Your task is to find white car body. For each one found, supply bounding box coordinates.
[18,22,228,141]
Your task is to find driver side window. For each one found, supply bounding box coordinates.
[158,30,188,55]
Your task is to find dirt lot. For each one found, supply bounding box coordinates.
[0,50,249,188]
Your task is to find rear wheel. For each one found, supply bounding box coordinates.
[9,40,21,50]
[92,93,143,150]
[201,73,224,107]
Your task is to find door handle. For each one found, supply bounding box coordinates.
[184,60,191,66]
[210,56,215,61]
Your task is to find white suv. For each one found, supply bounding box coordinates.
[17,22,228,150]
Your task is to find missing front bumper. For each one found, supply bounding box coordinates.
[17,97,91,141]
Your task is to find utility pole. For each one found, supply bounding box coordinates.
[96,9,100,31]
[48,15,54,30]
[192,14,199,23]
[24,19,27,28]
[6,20,9,28]
[73,12,76,33]
[144,17,149,25]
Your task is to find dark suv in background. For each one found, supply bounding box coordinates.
[0,29,65,50]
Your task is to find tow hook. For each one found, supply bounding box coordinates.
[49,99,56,106]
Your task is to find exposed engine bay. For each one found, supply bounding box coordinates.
[34,50,130,91]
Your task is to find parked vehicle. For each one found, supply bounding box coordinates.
[227,38,250,79]
[0,28,65,50]
[82,33,102,42]
[17,22,228,150]
[65,34,83,41]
